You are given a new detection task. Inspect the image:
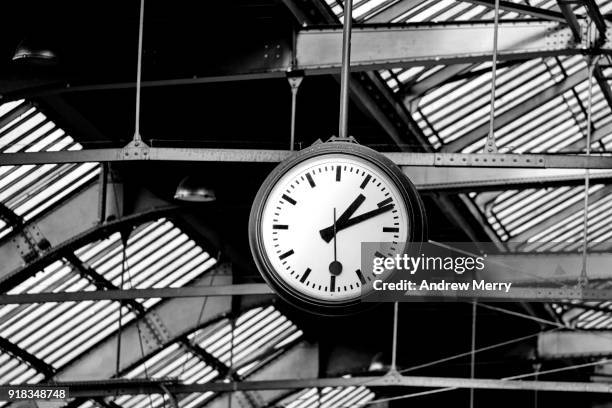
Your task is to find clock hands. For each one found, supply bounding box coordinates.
[329,208,343,275]
[319,194,365,242]
[336,194,366,225]
[320,203,395,243]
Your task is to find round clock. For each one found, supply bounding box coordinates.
[249,140,427,315]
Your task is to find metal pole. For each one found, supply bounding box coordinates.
[469,300,477,408]
[98,163,108,223]
[133,0,145,143]
[580,47,597,286]
[390,302,399,372]
[288,77,303,151]
[485,0,501,153]
[338,0,354,139]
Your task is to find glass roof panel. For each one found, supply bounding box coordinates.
[100,305,302,408]
[280,384,375,408]
[189,305,304,377]
[0,99,100,239]
[0,217,217,383]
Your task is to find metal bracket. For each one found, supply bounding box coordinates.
[140,310,172,354]
[434,153,546,167]
[325,135,359,144]
[12,223,51,264]
[119,140,151,161]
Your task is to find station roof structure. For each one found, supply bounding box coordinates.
[1,0,612,407]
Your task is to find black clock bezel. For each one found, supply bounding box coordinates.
[248,141,427,316]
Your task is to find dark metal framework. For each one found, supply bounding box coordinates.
[3,0,612,403]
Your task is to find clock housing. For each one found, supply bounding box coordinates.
[249,141,427,315]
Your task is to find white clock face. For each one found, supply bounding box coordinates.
[259,153,410,302]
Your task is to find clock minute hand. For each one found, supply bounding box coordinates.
[320,204,395,243]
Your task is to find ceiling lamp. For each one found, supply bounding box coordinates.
[174,176,216,202]
[12,38,57,64]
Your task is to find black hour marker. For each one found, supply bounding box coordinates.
[273,224,289,230]
[279,249,294,260]
[378,197,393,207]
[383,227,399,233]
[282,194,297,205]
[300,268,312,283]
[306,173,316,188]
[330,275,336,292]
[360,174,371,189]
[336,166,342,182]
[356,269,366,285]
[375,251,385,259]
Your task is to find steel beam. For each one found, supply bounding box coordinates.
[441,69,590,152]
[0,284,273,305]
[0,336,55,379]
[557,0,612,116]
[8,285,612,303]
[538,331,612,359]
[407,167,612,192]
[401,64,472,103]
[6,248,612,303]
[3,21,593,102]
[400,286,612,301]
[459,0,567,22]
[367,0,428,23]
[556,0,582,40]
[582,0,608,41]
[484,252,612,284]
[561,119,612,152]
[0,184,100,283]
[10,374,612,396]
[296,22,583,73]
[594,65,612,113]
[3,146,612,169]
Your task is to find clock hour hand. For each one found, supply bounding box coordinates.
[319,204,395,243]
[336,194,366,225]
[318,194,365,243]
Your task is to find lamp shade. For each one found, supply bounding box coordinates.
[174,176,216,202]
[12,38,57,63]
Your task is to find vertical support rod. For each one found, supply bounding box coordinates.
[485,0,501,153]
[290,86,298,151]
[133,0,145,142]
[338,0,354,139]
[390,302,399,372]
[580,55,596,285]
[469,300,477,408]
[116,233,129,377]
[288,77,303,151]
[98,162,108,223]
[228,316,235,408]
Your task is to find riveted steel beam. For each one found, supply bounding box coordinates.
[3,146,612,169]
[296,22,584,73]
[539,331,612,359]
[9,373,612,396]
[0,284,274,305]
[1,21,597,102]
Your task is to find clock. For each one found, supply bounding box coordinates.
[249,139,427,315]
